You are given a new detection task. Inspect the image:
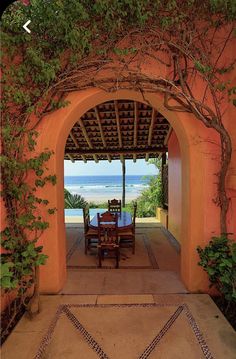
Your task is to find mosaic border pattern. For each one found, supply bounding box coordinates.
[66,236,81,262]
[35,303,214,359]
[142,233,159,269]
[66,231,159,270]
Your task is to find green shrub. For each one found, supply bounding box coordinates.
[135,176,162,217]
[197,234,236,303]
[89,201,134,210]
[64,188,87,208]
[87,201,107,209]
[134,158,164,217]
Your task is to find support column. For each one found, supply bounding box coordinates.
[122,159,126,208]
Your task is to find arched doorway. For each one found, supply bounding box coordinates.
[35,88,221,293]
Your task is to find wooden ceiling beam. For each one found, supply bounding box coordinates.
[77,119,93,148]
[164,126,172,145]
[94,106,111,163]
[93,154,99,163]
[148,109,156,146]
[133,101,138,163]
[66,102,170,164]
[145,109,157,162]
[77,118,98,163]
[120,154,124,163]
[114,100,123,163]
[67,146,167,156]
[65,155,160,161]
[114,100,123,148]
[67,154,75,163]
[69,131,87,163]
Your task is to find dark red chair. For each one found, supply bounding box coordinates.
[119,202,137,254]
[83,206,98,254]
[97,211,120,268]
[108,199,122,213]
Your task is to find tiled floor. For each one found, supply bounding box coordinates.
[63,223,184,295]
[61,269,187,295]
[2,222,236,358]
[66,225,180,271]
[2,294,236,359]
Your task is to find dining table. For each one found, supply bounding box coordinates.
[89,211,132,231]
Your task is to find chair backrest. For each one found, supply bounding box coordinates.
[108,199,122,213]
[83,206,90,233]
[97,211,118,245]
[132,202,137,227]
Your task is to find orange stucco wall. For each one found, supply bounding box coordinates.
[1,29,235,296]
[1,27,235,316]
[32,86,235,294]
[226,94,236,235]
[168,131,182,244]
[1,86,235,296]
[1,90,235,296]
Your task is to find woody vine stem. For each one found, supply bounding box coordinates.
[33,27,234,234]
[1,1,235,324]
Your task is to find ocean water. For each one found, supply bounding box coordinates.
[64,175,150,203]
[65,208,106,217]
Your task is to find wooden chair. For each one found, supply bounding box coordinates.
[83,206,98,254]
[97,211,120,268]
[119,202,137,254]
[108,199,122,213]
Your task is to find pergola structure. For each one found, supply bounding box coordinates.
[64,100,171,163]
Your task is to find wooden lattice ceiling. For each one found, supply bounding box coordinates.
[65,100,171,162]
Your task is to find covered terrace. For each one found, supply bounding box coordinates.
[62,98,183,294]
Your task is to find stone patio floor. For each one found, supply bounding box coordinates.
[1,220,236,358]
[1,294,236,358]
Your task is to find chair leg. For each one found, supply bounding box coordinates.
[132,235,135,254]
[98,247,102,267]
[85,237,87,255]
[116,248,119,268]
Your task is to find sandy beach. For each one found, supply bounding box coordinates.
[83,192,139,203]
[64,175,147,204]
[65,216,159,224]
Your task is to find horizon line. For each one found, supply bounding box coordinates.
[64,174,156,177]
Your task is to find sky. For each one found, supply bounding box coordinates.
[64,159,157,176]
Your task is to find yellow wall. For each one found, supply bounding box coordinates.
[156,207,168,229]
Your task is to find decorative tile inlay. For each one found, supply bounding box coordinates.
[66,236,81,262]
[139,306,184,359]
[142,233,159,269]
[35,303,214,359]
[63,305,109,359]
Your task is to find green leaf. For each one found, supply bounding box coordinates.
[35,254,48,266]
[0,262,14,279]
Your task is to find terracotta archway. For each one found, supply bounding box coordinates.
[35,88,221,293]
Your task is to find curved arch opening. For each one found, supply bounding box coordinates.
[36,88,212,293]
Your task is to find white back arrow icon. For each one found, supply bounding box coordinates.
[23,20,31,34]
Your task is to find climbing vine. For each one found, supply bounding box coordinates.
[0,0,236,331]
[0,126,56,335]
